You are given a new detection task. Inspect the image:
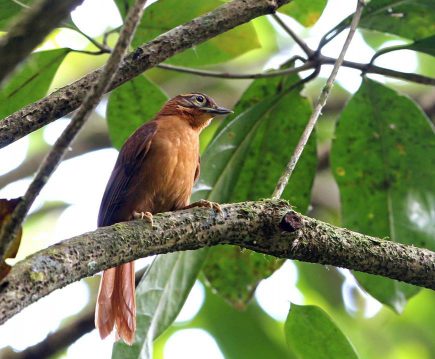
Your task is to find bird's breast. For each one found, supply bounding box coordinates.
[135,123,199,212]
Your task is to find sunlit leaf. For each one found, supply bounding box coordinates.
[106,75,167,149]
[285,304,359,359]
[115,0,260,66]
[331,78,434,311]
[343,0,435,40]
[402,35,435,57]
[112,251,207,359]
[279,0,327,27]
[0,49,68,120]
[0,198,22,280]
[198,71,316,307]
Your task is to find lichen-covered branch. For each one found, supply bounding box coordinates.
[0,0,84,84]
[0,200,433,325]
[0,0,291,149]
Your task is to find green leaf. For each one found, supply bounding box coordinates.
[350,0,435,40]
[284,304,358,359]
[198,72,316,307]
[112,250,207,359]
[279,0,327,27]
[106,75,167,149]
[331,78,434,311]
[0,0,34,31]
[115,0,260,66]
[402,35,435,57]
[0,49,68,120]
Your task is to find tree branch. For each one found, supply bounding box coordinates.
[272,0,365,199]
[1,308,95,359]
[0,0,84,85]
[156,60,314,79]
[0,0,292,150]
[0,0,148,260]
[271,13,314,57]
[0,200,433,325]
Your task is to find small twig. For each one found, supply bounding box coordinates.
[367,43,410,68]
[0,0,84,85]
[271,13,314,57]
[0,0,148,258]
[156,60,313,79]
[320,56,435,85]
[317,24,347,51]
[272,0,365,199]
[103,28,120,47]
[69,49,110,56]
[155,56,435,85]
[63,23,112,53]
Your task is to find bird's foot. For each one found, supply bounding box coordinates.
[132,211,154,226]
[184,200,222,213]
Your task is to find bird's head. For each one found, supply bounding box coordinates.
[160,93,232,130]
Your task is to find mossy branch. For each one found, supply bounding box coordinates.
[0,200,433,325]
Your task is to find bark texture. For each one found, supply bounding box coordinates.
[0,200,433,325]
[0,0,291,149]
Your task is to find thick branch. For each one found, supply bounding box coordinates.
[0,0,84,84]
[0,200,433,325]
[0,0,291,149]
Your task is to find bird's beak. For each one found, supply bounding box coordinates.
[205,106,233,115]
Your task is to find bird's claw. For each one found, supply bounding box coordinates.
[185,200,222,213]
[132,211,154,226]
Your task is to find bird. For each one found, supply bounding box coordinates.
[95,93,232,344]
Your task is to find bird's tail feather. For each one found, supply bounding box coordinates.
[95,262,136,345]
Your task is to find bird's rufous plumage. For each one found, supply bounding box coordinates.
[95,93,231,344]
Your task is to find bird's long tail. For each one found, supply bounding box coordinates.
[95,262,136,345]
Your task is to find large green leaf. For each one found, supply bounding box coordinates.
[0,49,68,120]
[198,73,316,307]
[115,0,260,66]
[285,304,358,359]
[0,0,34,31]
[331,78,434,311]
[402,35,435,57]
[112,251,207,359]
[106,74,167,149]
[279,0,327,27]
[346,0,435,40]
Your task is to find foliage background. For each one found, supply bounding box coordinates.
[0,0,434,358]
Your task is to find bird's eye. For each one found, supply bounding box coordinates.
[196,95,205,103]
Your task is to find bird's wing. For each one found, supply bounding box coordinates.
[194,156,200,184]
[98,121,158,227]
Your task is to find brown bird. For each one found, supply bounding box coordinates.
[95,93,231,344]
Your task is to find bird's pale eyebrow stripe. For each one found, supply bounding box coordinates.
[180,93,204,98]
